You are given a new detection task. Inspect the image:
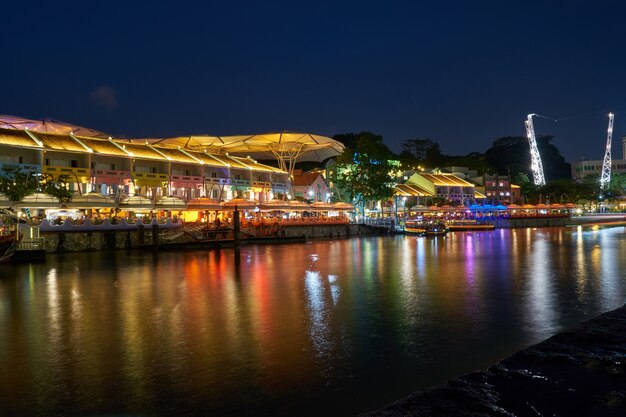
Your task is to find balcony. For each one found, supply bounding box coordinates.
[93,169,132,184]
[132,171,169,187]
[205,177,230,185]
[0,162,41,174]
[43,166,90,182]
[252,181,271,188]
[231,179,251,189]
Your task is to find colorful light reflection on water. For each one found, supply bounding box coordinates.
[0,227,625,416]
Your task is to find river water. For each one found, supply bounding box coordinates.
[0,227,625,416]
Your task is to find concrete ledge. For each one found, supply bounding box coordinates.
[364,304,626,417]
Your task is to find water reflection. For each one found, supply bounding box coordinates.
[0,228,625,416]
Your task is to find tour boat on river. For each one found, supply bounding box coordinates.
[0,211,21,262]
[446,220,495,231]
[404,220,448,237]
[0,231,20,262]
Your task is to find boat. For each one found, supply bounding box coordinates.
[446,220,495,231]
[404,220,448,237]
[0,230,20,262]
[0,211,22,262]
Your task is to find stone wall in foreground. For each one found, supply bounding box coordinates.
[364,304,626,417]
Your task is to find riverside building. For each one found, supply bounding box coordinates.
[0,116,344,220]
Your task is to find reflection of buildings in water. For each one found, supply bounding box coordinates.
[304,265,333,360]
[598,229,622,307]
[525,238,557,339]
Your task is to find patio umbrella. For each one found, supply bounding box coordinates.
[309,201,334,211]
[287,200,309,211]
[155,196,187,210]
[186,197,223,210]
[260,199,291,211]
[68,192,116,209]
[118,195,154,211]
[332,202,355,211]
[222,198,257,211]
[14,193,60,209]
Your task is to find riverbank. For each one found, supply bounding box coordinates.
[364,303,626,417]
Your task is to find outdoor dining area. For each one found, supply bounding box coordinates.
[405,203,578,221]
[11,191,356,232]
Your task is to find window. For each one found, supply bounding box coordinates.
[71,160,77,168]
[211,172,217,178]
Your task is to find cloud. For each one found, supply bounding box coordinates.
[89,85,118,111]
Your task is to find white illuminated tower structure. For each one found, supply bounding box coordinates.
[524,114,546,186]
[600,112,614,190]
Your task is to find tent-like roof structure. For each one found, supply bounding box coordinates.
[394,183,432,196]
[124,132,345,176]
[0,115,109,138]
[0,115,344,177]
[418,173,475,187]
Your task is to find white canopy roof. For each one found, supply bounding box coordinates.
[126,132,345,176]
[0,115,109,138]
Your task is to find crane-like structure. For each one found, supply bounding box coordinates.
[524,114,546,186]
[600,112,615,190]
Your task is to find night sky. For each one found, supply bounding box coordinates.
[2,1,626,163]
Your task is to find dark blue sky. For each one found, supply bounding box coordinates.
[2,1,626,163]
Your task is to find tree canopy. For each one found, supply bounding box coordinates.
[484,136,570,181]
[330,132,397,207]
[0,167,73,203]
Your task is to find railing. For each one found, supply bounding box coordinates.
[44,166,90,178]
[132,172,169,181]
[93,169,132,182]
[17,237,45,251]
[252,181,271,188]
[205,177,230,185]
[363,218,395,228]
[171,174,203,182]
[0,163,40,173]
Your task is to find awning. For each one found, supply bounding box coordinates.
[394,183,432,196]
[222,198,258,211]
[155,196,187,210]
[309,201,334,211]
[186,198,223,210]
[332,202,354,211]
[14,193,60,209]
[68,192,116,209]
[259,199,291,211]
[118,196,154,211]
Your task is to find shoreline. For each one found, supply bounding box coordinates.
[363,303,626,417]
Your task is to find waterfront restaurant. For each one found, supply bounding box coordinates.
[0,116,345,219]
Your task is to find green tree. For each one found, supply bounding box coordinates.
[330,132,396,211]
[485,136,570,181]
[40,174,73,204]
[400,138,445,168]
[0,166,39,202]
